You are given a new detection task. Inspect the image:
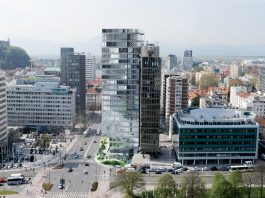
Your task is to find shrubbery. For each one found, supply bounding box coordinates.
[42,183,53,191]
[91,181,98,191]
[102,160,125,166]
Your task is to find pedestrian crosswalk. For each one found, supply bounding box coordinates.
[30,192,91,198]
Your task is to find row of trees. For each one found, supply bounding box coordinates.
[116,166,265,198]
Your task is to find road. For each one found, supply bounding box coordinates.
[49,115,103,193]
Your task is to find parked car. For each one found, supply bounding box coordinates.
[155,170,162,174]
[85,163,89,166]
[210,166,218,171]
[58,184,65,189]
[220,166,229,171]
[68,167,73,172]
[86,155,91,159]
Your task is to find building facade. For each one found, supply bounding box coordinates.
[166,54,177,70]
[0,72,7,160]
[230,86,253,110]
[182,50,193,71]
[101,29,144,153]
[7,81,76,129]
[60,47,74,85]
[165,76,188,124]
[200,95,226,108]
[60,48,86,116]
[259,65,265,92]
[230,64,243,78]
[171,108,259,165]
[85,55,96,80]
[139,44,161,153]
[86,88,102,111]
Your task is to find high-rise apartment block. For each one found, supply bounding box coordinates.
[85,55,96,80]
[60,48,86,115]
[182,50,193,71]
[7,81,76,129]
[165,76,188,124]
[139,44,161,153]
[101,29,144,152]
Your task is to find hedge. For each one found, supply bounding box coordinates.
[91,181,98,191]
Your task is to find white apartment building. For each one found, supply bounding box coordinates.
[230,86,253,110]
[7,81,76,129]
[252,92,265,118]
[230,64,243,78]
[195,71,209,84]
[85,55,96,80]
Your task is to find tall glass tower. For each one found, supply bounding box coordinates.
[101,29,144,153]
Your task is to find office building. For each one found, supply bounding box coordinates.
[182,50,193,71]
[44,67,61,77]
[139,44,161,153]
[60,48,86,115]
[85,55,96,80]
[166,54,177,70]
[0,71,7,159]
[101,29,144,153]
[200,95,226,108]
[60,47,74,85]
[171,108,258,165]
[7,81,76,129]
[165,76,188,125]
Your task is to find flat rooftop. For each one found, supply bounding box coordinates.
[176,108,257,126]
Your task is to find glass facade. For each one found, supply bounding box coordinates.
[172,109,259,165]
[101,29,144,153]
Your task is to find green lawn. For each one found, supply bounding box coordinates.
[0,190,18,195]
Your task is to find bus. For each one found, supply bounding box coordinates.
[83,129,89,137]
[229,165,254,172]
[7,174,26,185]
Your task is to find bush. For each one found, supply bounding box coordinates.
[102,160,125,166]
[42,183,53,191]
[91,181,98,192]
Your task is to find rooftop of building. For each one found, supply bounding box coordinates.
[44,67,61,72]
[175,108,256,126]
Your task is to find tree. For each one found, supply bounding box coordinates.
[191,96,200,107]
[243,171,255,198]
[0,45,30,70]
[116,172,145,198]
[210,173,233,198]
[193,66,204,73]
[256,165,265,198]
[156,174,177,198]
[180,171,206,198]
[229,170,243,198]
[199,74,218,89]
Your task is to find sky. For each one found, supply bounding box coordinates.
[0,0,265,56]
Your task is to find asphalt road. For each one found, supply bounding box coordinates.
[49,116,103,193]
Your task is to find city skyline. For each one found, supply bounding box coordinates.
[1,0,265,56]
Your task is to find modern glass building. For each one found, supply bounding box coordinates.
[171,108,259,165]
[101,29,144,154]
[140,44,161,153]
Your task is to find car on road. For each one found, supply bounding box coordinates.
[86,155,91,158]
[58,184,65,189]
[220,166,229,171]
[84,142,87,145]
[155,170,162,174]
[68,167,73,172]
[80,147,84,151]
[83,170,88,174]
[85,163,89,166]
[93,140,97,143]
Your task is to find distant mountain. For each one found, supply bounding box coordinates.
[11,37,265,58]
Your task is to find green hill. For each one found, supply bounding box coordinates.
[0,45,30,70]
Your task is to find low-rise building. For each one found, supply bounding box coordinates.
[200,95,226,108]
[86,88,101,111]
[170,108,259,165]
[230,86,253,110]
[7,81,76,129]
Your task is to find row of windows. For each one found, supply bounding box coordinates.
[8,116,72,120]
[7,100,72,104]
[7,96,72,100]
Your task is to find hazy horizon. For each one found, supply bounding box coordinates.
[1,0,265,56]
